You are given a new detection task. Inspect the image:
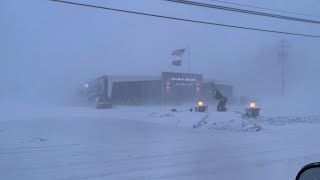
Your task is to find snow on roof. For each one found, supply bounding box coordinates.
[107,75,161,82]
[203,78,233,87]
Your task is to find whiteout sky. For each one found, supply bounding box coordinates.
[0,0,319,105]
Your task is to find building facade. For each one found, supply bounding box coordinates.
[84,72,233,105]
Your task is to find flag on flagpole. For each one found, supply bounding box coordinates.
[172,60,182,66]
[171,49,186,57]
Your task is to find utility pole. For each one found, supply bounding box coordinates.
[278,39,289,96]
[187,45,191,73]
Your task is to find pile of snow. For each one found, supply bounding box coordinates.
[147,108,209,127]
[147,106,320,132]
[149,112,175,118]
[197,114,320,132]
[206,118,262,132]
[257,115,320,126]
[3,103,319,133]
[191,112,262,132]
[148,109,262,132]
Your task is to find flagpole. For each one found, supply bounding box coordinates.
[187,45,191,73]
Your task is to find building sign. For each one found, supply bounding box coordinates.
[170,77,198,87]
[162,72,202,87]
[162,72,203,103]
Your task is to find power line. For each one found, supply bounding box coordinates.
[165,0,320,25]
[49,0,320,38]
[210,0,320,18]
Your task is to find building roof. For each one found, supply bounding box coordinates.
[107,75,161,82]
[203,78,233,87]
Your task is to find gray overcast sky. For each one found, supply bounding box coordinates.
[0,0,319,104]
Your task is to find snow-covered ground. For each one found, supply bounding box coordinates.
[1,103,320,180]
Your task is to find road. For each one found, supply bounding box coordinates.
[0,106,319,180]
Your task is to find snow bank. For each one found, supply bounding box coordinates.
[146,106,320,132]
[149,110,262,132]
[2,103,319,133]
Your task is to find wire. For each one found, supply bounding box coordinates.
[210,0,320,18]
[164,0,320,25]
[49,0,320,38]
